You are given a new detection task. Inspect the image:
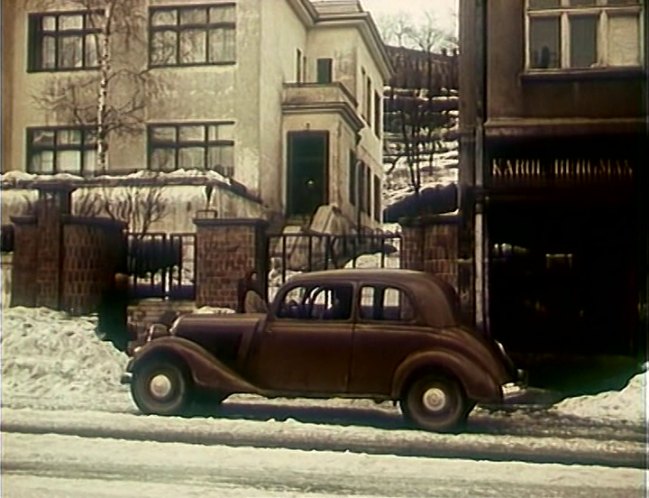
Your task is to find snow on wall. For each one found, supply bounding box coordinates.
[0,170,267,232]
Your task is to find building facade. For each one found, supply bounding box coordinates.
[1,0,392,231]
[459,0,647,358]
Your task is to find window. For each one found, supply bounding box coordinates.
[277,284,353,320]
[27,127,97,176]
[373,175,381,222]
[364,165,371,216]
[28,11,100,71]
[296,49,303,82]
[527,0,644,70]
[149,4,236,66]
[359,286,415,322]
[366,76,372,126]
[360,68,367,119]
[374,91,382,137]
[316,58,333,83]
[148,122,234,176]
[349,150,357,206]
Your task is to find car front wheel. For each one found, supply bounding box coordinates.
[400,374,468,432]
[131,359,190,416]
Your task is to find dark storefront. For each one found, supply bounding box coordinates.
[484,135,645,358]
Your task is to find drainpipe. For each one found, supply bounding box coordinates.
[474,0,488,335]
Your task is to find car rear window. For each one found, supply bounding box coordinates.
[359,286,415,322]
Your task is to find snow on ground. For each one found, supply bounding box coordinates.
[1,306,646,427]
[552,368,647,425]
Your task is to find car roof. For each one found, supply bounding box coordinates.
[284,269,459,327]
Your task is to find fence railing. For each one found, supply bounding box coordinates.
[126,232,195,301]
[267,230,402,288]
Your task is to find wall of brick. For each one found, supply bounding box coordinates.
[194,218,268,309]
[10,216,38,307]
[61,217,126,315]
[400,214,460,291]
[35,191,67,309]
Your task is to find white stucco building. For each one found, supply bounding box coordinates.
[1,0,392,231]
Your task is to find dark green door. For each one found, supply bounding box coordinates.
[287,131,328,217]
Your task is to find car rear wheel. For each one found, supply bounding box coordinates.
[131,360,190,416]
[400,374,468,432]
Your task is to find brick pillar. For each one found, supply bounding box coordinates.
[10,216,38,307]
[400,223,424,271]
[194,218,268,309]
[34,184,74,309]
[61,217,126,315]
[400,214,460,291]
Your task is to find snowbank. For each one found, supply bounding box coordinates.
[552,366,647,425]
[1,307,131,411]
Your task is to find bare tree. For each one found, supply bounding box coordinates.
[103,183,168,235]
[380,12,457,209]
[30,0,165,174]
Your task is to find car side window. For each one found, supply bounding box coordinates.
[277,284,353,320]
[359,286,415,322]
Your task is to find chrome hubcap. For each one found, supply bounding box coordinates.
[149,374,173,399]
[422,387,447,412]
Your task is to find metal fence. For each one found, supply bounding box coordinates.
[267,230,402,288]
[126,232,196,300]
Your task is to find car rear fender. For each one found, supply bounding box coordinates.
[127,336,259,395]
[391,350,502,403]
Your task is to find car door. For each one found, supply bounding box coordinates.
[245,283,354,394]
[349,284,431,395]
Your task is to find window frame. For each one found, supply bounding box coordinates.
[525,0,644,72]
[147,121,235,177]
[28,10,101,72]
[26,126,98,176]
[148,3,236,68]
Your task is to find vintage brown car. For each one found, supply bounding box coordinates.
[122,269,524,431]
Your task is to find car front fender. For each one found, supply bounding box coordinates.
[126,336,259,396]
[391,350,502,403]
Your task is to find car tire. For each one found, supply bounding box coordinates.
[131,359,190,416]
[400,374,468,432]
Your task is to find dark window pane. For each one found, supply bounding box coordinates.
[151,126,176,142]
[152,10,177,27]
[530,17,561,68]
[529,0,560,9]
[179,125,205,142]
[569,0,596,6]
[178,147,205,169]
[209,6,235,23]
[606,0,639,5]
[59,15,83,30]
[209,28,235,62]
[180,8,207,25]
[317,58,333,83]
[58,36,83,68]
[151,31,177,65]
[151,148,176,172]
[570,15,597,68]
[180,29,206,63]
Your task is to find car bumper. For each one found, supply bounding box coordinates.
[120,372,133,385]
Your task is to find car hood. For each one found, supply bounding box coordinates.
[170,313,266,367]
[171,312,265,337]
